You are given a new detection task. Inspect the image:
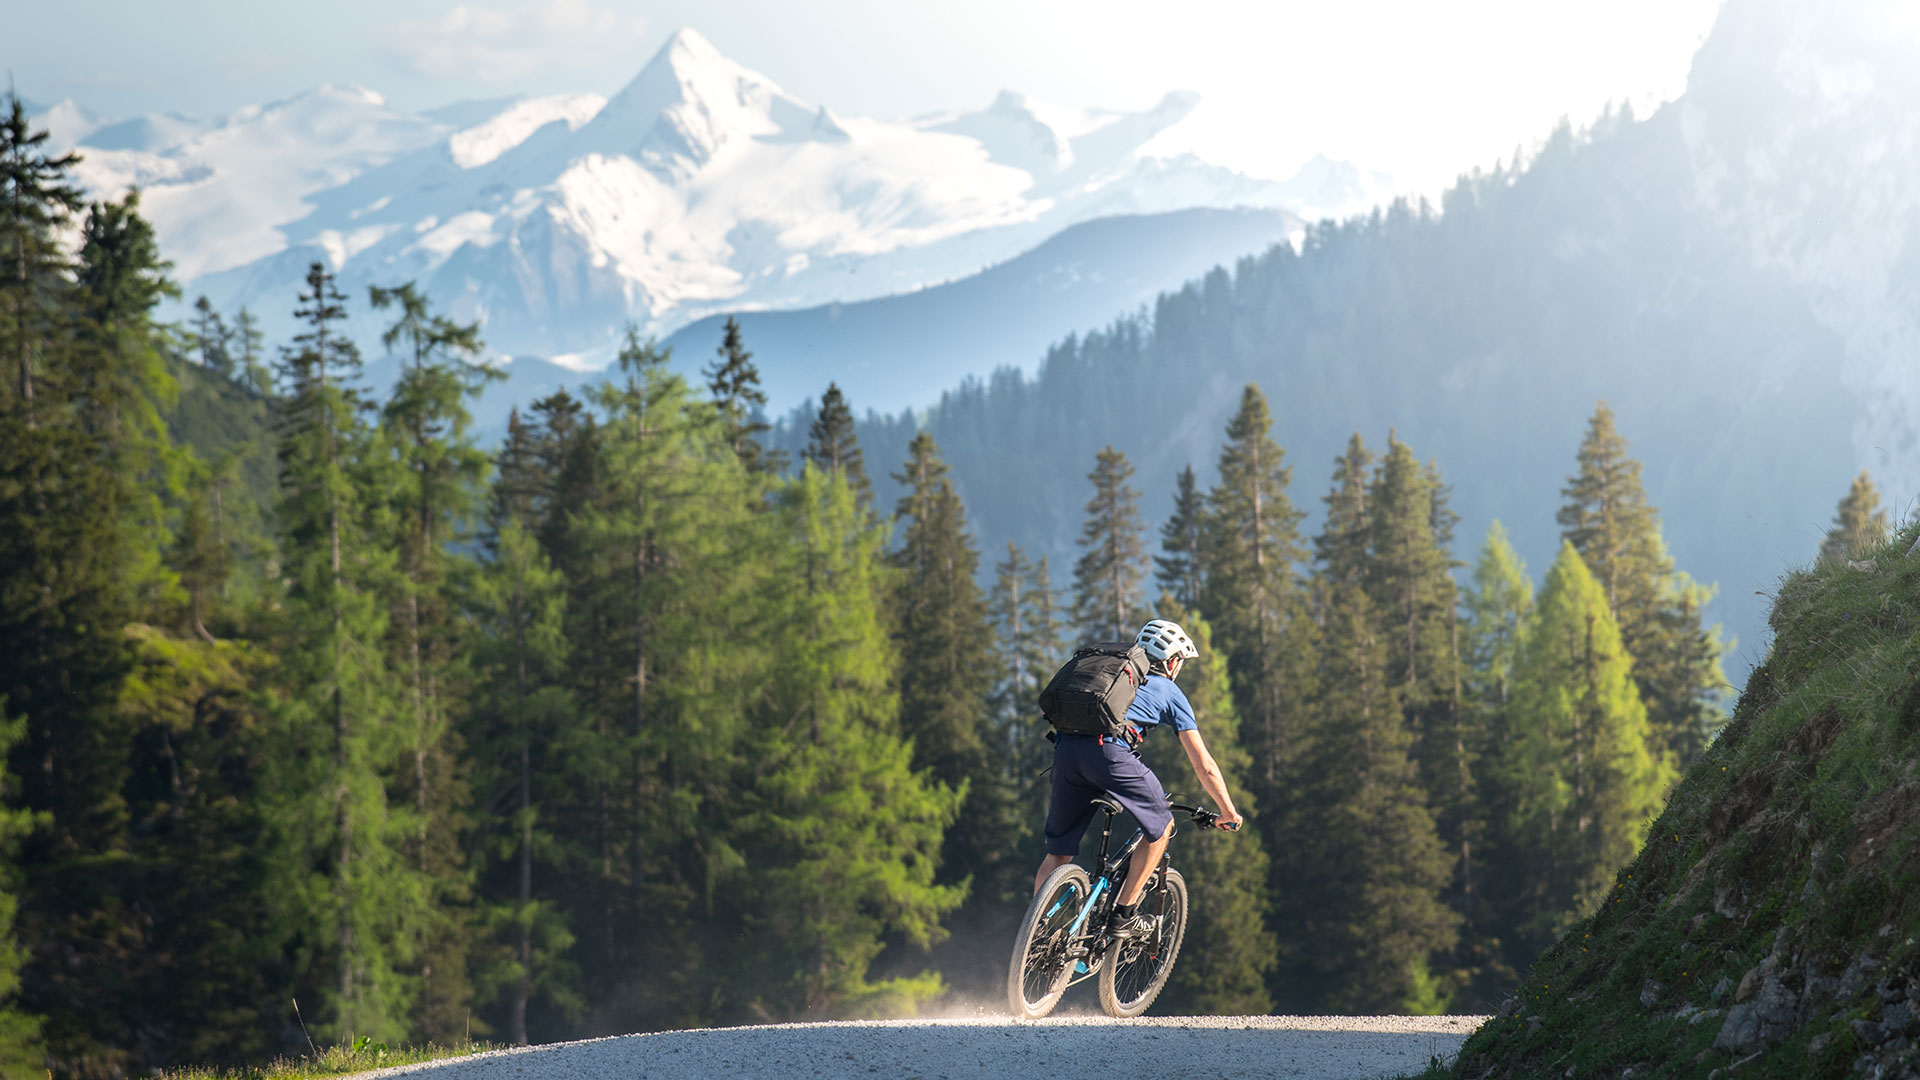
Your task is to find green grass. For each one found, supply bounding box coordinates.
[1446,525,1920,1079]
[166,1039,501,1080]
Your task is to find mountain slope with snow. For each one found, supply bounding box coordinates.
[39,28,1384,366]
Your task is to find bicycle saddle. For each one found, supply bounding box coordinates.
[1090,796,1122,817]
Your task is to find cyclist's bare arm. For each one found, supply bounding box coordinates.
[1177,729,1242,829]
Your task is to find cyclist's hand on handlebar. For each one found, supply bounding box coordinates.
[1215,809,1244,832]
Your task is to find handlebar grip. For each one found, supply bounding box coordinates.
[1219,820,1242,832]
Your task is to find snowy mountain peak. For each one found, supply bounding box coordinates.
[580,26,811,171]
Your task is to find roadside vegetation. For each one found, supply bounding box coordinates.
[1439,516,1920,1078]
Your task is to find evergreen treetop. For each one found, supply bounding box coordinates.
[1818,470,1889,564]
[0,94,84,422]
[1072,445,1148,642]
[1154,464,1206,608]
[806,382,870,506]
[705,316,777,473]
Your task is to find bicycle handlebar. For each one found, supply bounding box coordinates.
[1169,802,1241,832]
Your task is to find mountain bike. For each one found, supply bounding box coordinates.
[1007,798,1233,1019]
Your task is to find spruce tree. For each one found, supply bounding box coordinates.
[1315,433,1373,588]
[368,281,495,1040]
[1818,470,1889,564]
[1292,566,1457,1013]
[1363,435,1471,953]
[1138,600,1276,1015]
[467,454,578,1044]
[0,94,83,424]
[705,317,778,474]
[233,307,268,397]
[729,464,964,1017]
[805,382,870,507]
[1154,465,1206,607]
[1557,402,1725,766]
[1072,446,1148,641]
[267,262,427,1041]
[888,431,1018,990]
[1496,542,1671,961]
[191,295,234,378]
[987,544,1063,823]
[1457,521,1532,941]
[1199,386,1314,837]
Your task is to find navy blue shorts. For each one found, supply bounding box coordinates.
[1043,735,1173,855]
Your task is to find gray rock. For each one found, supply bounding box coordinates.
[1837,955,1881,1000]
[1714,975,1799,1052]
[1640,980,1664,1008]
[1852,1018,1887,1048]
[1885,1002,1915,1033]
[1808,1031,1832,1058]
[1711,976,1732,1002]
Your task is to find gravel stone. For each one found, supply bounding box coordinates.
[352,1015,1488,1080]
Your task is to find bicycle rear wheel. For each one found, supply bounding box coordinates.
[1007,864,1092,1018]
[1097,867,1187,1018]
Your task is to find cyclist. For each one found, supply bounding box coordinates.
[1033,618,1244,937]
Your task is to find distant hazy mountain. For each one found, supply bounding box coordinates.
[764,0,1920,668]
[369,205,1300,432]
[665,206,1302,415]
[36,29,1383,368]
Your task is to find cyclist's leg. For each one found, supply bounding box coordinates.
[1089,741,1174,906]
[1118,830,1169,905]
[1037,739,1099,892]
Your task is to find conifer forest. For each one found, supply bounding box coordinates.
[8,90,1890,1077]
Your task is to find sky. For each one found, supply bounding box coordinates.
[8,0,1725,194]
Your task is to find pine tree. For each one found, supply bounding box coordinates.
[1363,435,1471,960]
[1302,574,1457,1013]
[1137,600,1276,1015]
[1818,470,1888,564]
[1495,542,1671,960]
[987,544,1063,825]
[1154,465,1206,607]
[1315,433,1373,588]
[1557,402,1725,766]
[887,431,1018,990]
[728,464,964,1017]
[70,192,183,610]
[191,295,234,378]
[0,94,84,424]
[705,317,778,474]
[1199,386,1315,835]
[467,450,578,1044]
[805,382,870,507]
[1072,446,1148,641]
[233,307,268,397]
[267,262,428,1042]
[368,281,495,1040]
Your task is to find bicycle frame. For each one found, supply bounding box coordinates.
[1053,800,1172,989]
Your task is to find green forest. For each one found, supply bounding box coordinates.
[0,93,1889,1078]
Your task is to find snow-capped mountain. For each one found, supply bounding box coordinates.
[40,28,1385,366]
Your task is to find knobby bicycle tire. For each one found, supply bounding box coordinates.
[1097,867,1187,1018]
[1007,863,1091,1018]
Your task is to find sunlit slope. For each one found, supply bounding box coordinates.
[1450,529,1920,1079]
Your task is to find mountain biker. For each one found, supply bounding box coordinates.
[1033,618,1244,937]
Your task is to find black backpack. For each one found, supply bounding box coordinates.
[1038,642,1151,740]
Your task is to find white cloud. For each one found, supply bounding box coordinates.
[384,0,648,84]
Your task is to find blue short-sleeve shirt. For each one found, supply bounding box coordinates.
[1124,674,1197,738]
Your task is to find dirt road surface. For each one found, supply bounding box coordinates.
[364,1014,1485,1080]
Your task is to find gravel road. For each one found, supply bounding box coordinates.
[365,1014,1485,1080]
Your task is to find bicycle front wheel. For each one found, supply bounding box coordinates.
[1097,867,1187,1018]
[1008,863,1092,1018]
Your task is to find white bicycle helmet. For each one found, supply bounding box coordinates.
[1136,619,1198,662]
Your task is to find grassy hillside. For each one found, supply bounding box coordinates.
[1445,528,1920,1078]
